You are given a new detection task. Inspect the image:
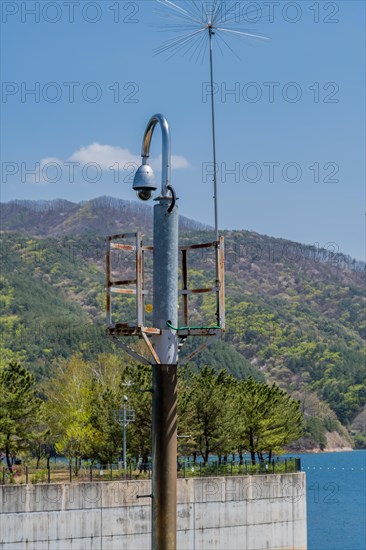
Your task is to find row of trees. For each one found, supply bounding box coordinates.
[179,367,303,464]
[0,355,303,472]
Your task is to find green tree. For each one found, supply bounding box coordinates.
[126,364,152,468]
[88,354,128,463]
[180,366,236,463]
[304,417,327,450]
[28,403,54,469]
[234,378,303,464]
[44,355,99,474]
[87,355,154,466]
[0,362,41,470]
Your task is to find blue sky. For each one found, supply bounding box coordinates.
[1,1,365,259]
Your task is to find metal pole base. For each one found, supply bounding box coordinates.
[152,364,177,550]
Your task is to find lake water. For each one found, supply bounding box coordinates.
[294,450,365,550]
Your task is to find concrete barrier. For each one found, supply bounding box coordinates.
[0,474,307,549]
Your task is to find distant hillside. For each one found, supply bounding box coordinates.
[0,197,365,450]
[1,196,211,237]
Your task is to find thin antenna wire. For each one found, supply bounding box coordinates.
[155,1,269,240]
[209,26,219,243]
[209,25,221,325]
[154,1,270,323]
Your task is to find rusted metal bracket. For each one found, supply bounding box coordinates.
[141,332,161,365]
[179,331,221,366]
[109,335,150,366]
[106,233,225,365]
[179,237,225,334]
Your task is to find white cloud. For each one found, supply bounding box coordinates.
[69,143,190,172]
[152,154,190,170]
[172,155,190,169]
[30,143,190,184]
[69,143,140,170]
[29,157,64,184]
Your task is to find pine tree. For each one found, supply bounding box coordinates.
[180,366,237,463]
[234,378,303,464]
[0,362,41,470]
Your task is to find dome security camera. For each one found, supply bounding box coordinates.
[132,164,157,201]
[137,190,152,201]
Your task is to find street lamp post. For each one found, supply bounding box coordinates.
[133,114,178,550]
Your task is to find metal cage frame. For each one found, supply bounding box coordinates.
[106,233,225,343]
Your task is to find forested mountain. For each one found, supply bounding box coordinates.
[1,197,365,450]
[1,196,210,236]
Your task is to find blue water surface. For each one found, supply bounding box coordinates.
[296,450,365,550]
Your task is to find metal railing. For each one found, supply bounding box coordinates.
[178,457,301,478]
[1,457,300,486]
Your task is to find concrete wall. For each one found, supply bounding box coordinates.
[0,474,307,550]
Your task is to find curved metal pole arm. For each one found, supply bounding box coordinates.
[141,113,171,198]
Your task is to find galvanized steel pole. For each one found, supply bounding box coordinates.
[123,396,127,471]
[139,114,178,550]
[152,198,178,550]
